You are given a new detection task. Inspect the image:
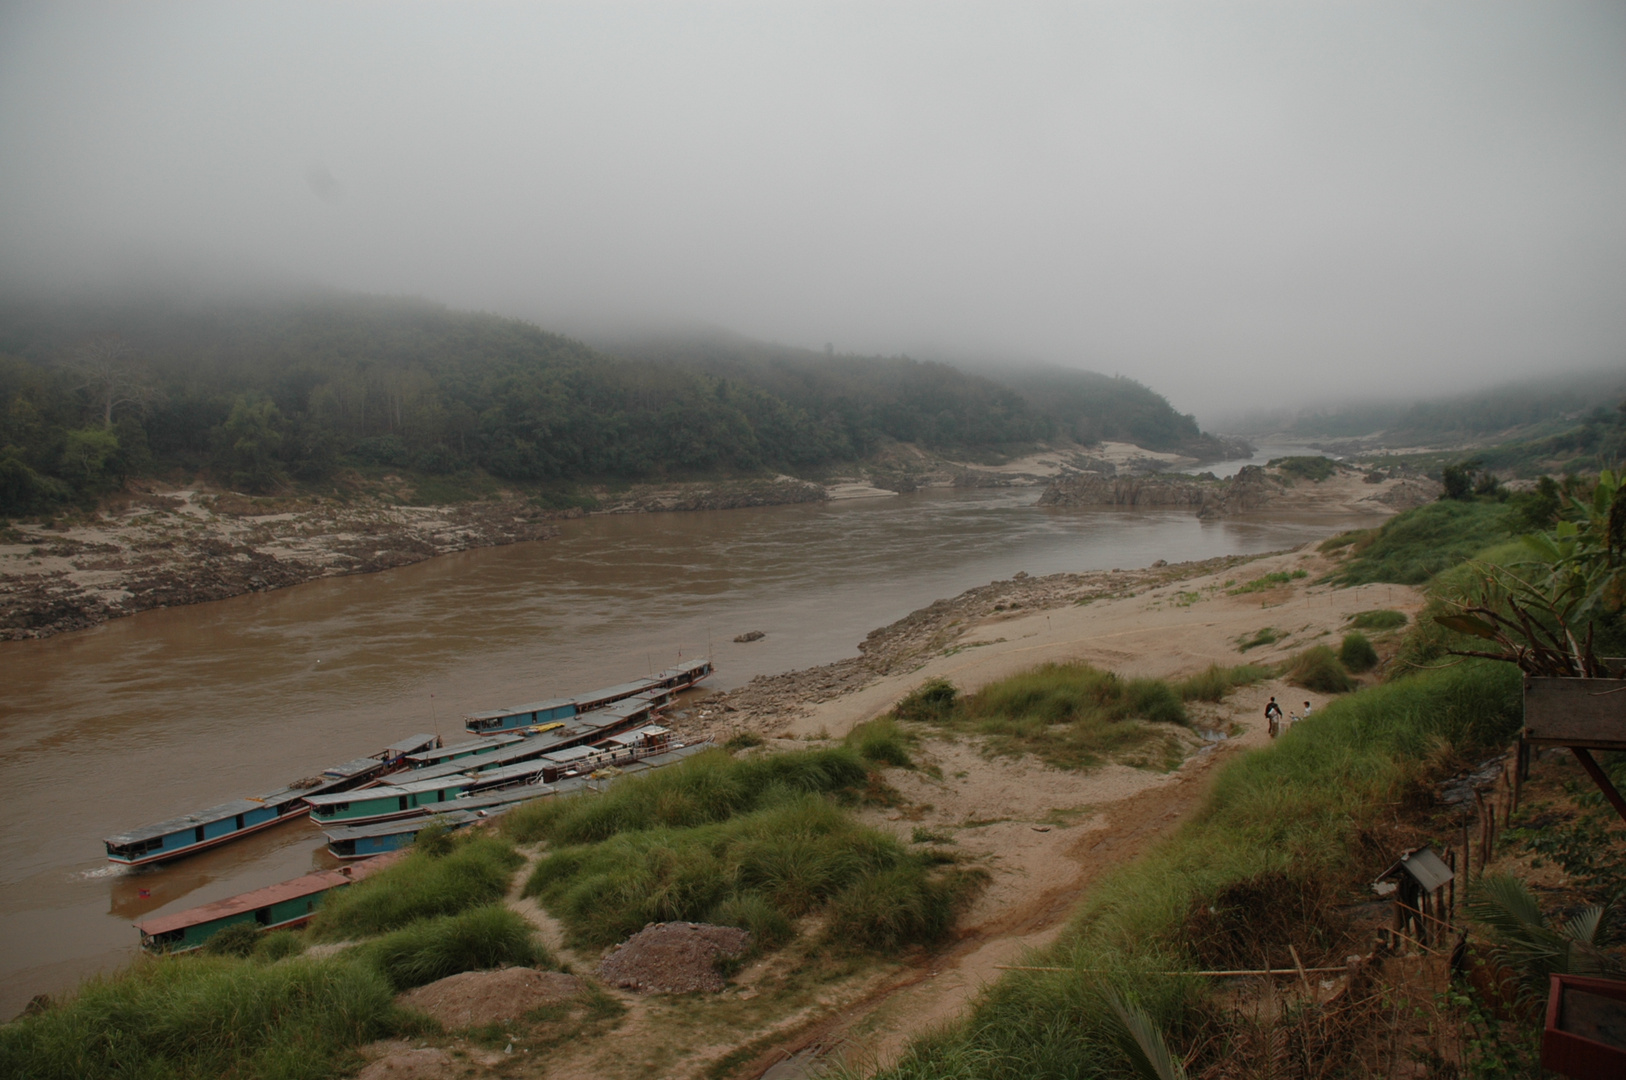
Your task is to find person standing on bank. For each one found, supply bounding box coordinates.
[1265,696,1283,738]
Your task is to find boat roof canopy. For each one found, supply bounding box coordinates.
[383,734,440,756]
[136,852,403,936]
[105,798,271,845]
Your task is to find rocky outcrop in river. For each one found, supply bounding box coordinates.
[0,493,564,640]
[1037,472,1214,510]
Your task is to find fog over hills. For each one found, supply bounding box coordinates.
[2,3,1623,421]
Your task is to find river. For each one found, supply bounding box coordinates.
[0,486,1384,1017]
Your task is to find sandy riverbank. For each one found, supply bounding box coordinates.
[520,542,1427,1078]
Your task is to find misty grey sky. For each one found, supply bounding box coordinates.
[1,2,1622,420]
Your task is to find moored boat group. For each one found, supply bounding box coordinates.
[108,660,714,953]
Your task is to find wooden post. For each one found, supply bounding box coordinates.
[1448,849,1456,920]
[1571,748,1626,825]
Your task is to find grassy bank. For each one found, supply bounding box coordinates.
[0,954,407,1080]
[869,660,1523,1079]
[1,831,541,1079]
[890,661,1266,772]
[1322,500,1512,585]
[509,745,981,953]
[310,836,523,939]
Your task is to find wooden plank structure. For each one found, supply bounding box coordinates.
[1544,973,1626,1078]
[1377,845,1454,949]
[1523,676,1626,823]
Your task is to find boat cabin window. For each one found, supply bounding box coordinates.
[194,826,205,844]
[255,907,272,926]
[107,836,163,858]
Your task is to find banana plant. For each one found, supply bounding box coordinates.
[1435,470,1626,678]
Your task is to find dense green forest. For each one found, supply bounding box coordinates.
[593,332,1228,456]
[0,292,1225,516]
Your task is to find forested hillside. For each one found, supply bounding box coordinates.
[1287,368,1626,445]
[0,292,1228,515]
[599,331,1231,457]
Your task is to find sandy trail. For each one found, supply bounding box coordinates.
[736,545,1424,1075]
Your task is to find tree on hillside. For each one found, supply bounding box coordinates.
[58,335,157,428]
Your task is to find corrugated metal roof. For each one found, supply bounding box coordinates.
[136,850,406,936]
[1381,846,1454,893]
[323,756,386,779]
[383,734,439,756]
[105,798,270,845]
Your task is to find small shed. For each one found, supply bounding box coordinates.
[1377,845,1454,948]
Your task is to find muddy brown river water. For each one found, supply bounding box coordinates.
[0,487,1383,1017]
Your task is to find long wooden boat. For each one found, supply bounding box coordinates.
[404,694,668,786]
[319,786,555,859]
[103,734,442,867]
[462,659,713,735]
[135,851,405,953]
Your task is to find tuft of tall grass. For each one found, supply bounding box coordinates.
[1227,569,1307,595]
[1174,663,1272,703]
[0,954,400,1080]
[357,904,550,991]
[869,661,1524,1080]
[1338,632,1379,673]
[523,792,973,952]
[893,678,958,723]
[1283,645,1353,694]
[910,663,1188,771]
[1347,608,1407,631]
[1236,626,1284,652]
[310,836,523,940]
[501,746,869,846]
[845,716,915,768]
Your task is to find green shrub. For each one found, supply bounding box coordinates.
[826,865,959,951]
[723,731,764,752]
[893,678,958,723]
[926,662,1187,770]
[310,836,523,940]
[523,793,968,953]
[1318,528,1373,553]
[1268,455,1338,482]
[845,716,915,768]
[412,820,455,857]
[0,955,398,1080]
[1227,569,1308,595]
[1236,626,1285,652]
[1284,645,1354,694]
[708,894,794,951]
[501,747,869,846]
[1123,679,1185,725]
[1175,663,1273,702]
[203,921,262,958]
[358,905,550,991]
[1339,632,1379,674]
[254,930,305,962]
[1326,500,1510,585]
[1348,609,1408,630]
